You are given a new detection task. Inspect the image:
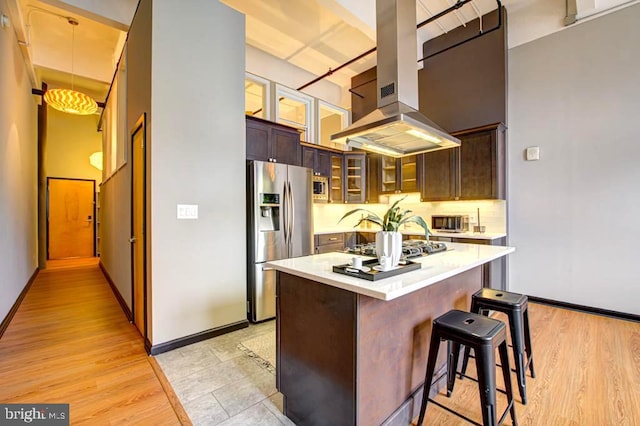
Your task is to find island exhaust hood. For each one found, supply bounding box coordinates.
[331,0,460,157]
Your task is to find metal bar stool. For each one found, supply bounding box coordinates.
[461,288,535,404]
[418,310,517,426]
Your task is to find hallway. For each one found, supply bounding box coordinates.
[0,259,189,425]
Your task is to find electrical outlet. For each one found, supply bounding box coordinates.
[469,214,477,224]
[177,204,198,219]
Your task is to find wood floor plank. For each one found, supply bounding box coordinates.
[0,259,190,425]
[414,303,640,425]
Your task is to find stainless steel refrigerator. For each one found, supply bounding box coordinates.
[247,160,313,322]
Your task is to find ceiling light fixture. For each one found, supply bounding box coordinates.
[89,151,103,170]
[43,18,98,115]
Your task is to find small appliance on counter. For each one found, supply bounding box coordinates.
[431,215,469,233]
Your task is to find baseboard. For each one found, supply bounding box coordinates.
[99,261,133,322]
[148,320,249,355]
[528,296,640,323]
[0,268,39,339]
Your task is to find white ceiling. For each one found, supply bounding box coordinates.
[7,0,632,105]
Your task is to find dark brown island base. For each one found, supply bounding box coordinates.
[267,244,514,425]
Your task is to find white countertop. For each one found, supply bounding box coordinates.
[266,242,515,301]
[313,227,506,241]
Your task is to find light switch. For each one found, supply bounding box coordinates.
[526,146,540,161]
[177,204,198,219]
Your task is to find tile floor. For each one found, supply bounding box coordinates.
[154,320,295,426]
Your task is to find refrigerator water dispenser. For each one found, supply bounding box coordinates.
[259,193,280,231]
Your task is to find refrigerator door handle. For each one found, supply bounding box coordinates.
[282,181,289,245]
[288,181,295,256]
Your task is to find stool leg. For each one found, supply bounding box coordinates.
[508,309,528,404]
[461,298,481,379]
[523,308,536,378]
[418,331,442,425]
[498,341,518,426]
[475,344,497,426]
[461,346,472,378]
[447,341,461,397]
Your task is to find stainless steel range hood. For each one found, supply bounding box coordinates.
[331,0,460,157]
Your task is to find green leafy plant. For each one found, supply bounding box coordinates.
[338,196,431,240]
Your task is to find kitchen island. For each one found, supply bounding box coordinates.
[267,243,514,426]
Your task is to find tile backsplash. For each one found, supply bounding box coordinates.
[313,194,506,234]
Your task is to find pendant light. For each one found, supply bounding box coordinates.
[44,18,98,115]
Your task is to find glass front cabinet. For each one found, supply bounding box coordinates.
[344,154,366,203]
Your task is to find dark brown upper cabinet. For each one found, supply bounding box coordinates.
[329,153,344,203]
[246,116,301,166]
[378,155,422,195]
[301,143,334,177]
[343,153,366,204]
[421,123,506,201]
[458,124,506,200]
[365,154,380,203]
[421,149,457,201]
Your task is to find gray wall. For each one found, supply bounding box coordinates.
[150,0,247,345]
[99,0,152,313]
[99,168,132,308]
[0,0,38,323]
[508,5,640,315]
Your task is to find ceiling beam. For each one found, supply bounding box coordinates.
[315,0,376,41]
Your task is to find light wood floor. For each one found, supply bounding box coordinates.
[413,303,640,425]
[0,258,189,425]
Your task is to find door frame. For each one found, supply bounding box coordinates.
[46,177,96,259]
[130,113,149,345]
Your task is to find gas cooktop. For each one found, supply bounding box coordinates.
[345,239,447,259]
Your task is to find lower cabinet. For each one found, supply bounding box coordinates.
[314,232,356,254]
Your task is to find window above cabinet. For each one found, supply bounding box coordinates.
[275,85,314,143]
[244,73,350,147]
[245,73,271,120]
[318,101,350,150]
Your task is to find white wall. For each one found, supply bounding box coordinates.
[507,4,640,314]
[0,0,38,322]
[150,0,247,345]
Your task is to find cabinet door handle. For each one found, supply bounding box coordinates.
[328,237,338,241]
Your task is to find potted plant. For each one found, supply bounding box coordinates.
[338,197,431,269]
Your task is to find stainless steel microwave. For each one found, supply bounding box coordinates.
[431,215,469,233]
[312,175,328,202]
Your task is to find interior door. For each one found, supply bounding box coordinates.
[48,178,95,259]
[131,114,147,339]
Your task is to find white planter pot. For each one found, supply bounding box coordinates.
[375,231,403,268]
